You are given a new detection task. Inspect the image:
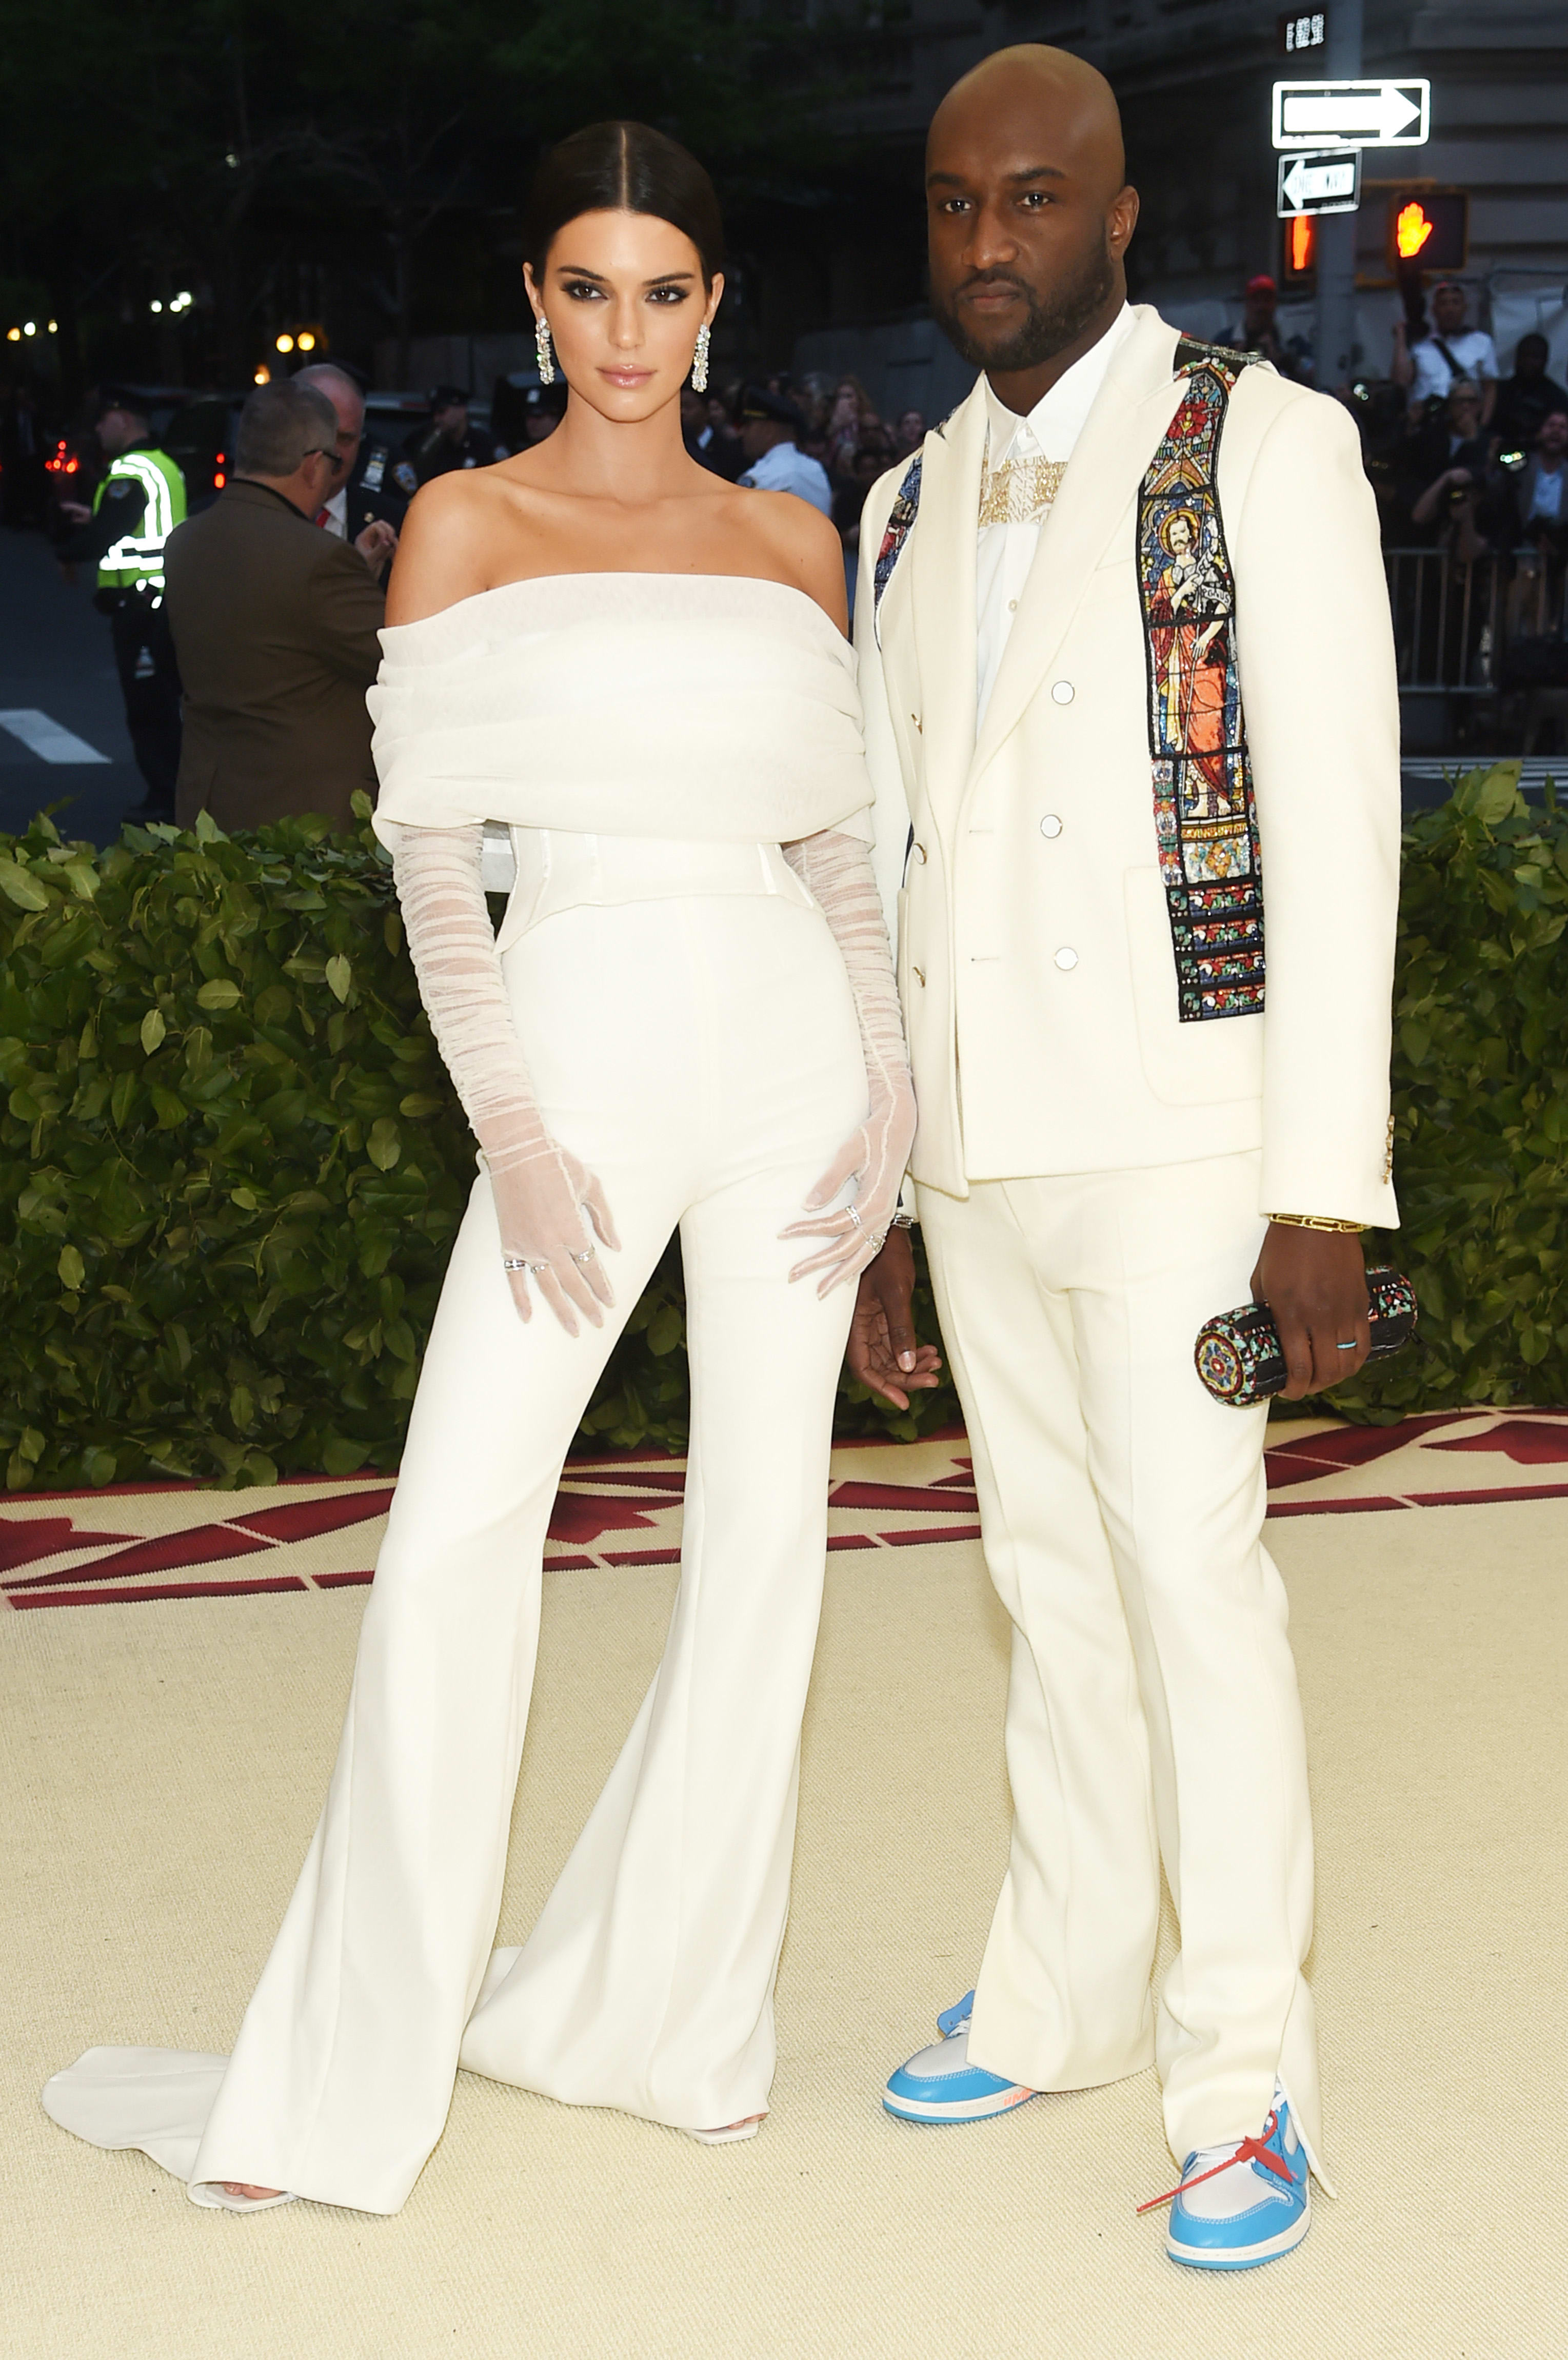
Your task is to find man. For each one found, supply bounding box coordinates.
[163,379,389,833]
[1490,332,1568,459]
[850,45,1399,2272]
[402,385,502,488]
[1407,381,1492,550]
[295,362,406,565]
[735,385,833,516]
[1496,405,1568,558]
[56,386,186,823]
[1221,273,1303,382]
[1392,280,1499,424]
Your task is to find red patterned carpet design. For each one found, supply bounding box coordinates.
[6,1408,1568,1611]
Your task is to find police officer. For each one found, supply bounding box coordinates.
[295,363,404,574]
[401,385,503,488]
[56,386,185,823]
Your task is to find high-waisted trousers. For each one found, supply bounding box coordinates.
[181,888,865,2211]
[918,1152,1329,2179]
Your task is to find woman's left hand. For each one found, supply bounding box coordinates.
[780,1079,917,1294]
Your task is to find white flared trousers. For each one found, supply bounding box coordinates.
[917,1153,1327,2176]
[186,893,865,2212]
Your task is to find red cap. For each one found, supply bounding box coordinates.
[1246,274,1278,296]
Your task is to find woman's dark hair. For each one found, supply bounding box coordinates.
[524,120,725,288]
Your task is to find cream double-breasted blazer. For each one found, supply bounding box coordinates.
[858,304,1401,1225]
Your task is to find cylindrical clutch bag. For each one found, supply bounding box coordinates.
[1194,1265,1417,1407]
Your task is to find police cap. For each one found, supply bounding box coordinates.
[427,385,471,410]
[737,384,804,434]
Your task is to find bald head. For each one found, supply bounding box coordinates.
[930,45,1126,195]
[925,43,1138,410]
[294,363,364,485]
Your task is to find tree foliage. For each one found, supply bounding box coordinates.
[0,1,823,392]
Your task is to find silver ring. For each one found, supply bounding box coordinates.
[1335,1340,1359,1351]
[870,1230,888,1254]
[502,1256,548,1273]
[570,1247,597,1265]
[845,1204,863,1232]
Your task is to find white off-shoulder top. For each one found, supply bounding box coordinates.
[368,572,872,850]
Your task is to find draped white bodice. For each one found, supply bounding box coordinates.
[369,571,871,849]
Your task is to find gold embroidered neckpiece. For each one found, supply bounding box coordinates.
[978,452,1068,527]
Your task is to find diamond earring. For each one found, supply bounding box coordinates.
[691,322,710,394]
[535,314,555,387]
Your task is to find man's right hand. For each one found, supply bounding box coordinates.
[355,520,398,572]
[845,1225,943,1411]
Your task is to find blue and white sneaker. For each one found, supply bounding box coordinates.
[1155,2090,1311,2271]
[882,1991,1038,2125]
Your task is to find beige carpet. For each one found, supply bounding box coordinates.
[3,1497,1565,2359]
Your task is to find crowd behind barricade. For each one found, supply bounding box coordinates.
[4,272,1566,843]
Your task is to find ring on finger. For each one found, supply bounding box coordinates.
[502,1255,548,1274]
[570,1248,597,1265]
[845,1205,863,1232]
[1334,1340,1359,1351]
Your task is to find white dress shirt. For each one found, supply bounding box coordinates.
[738,439,835,518]
[319,485,348,539]
[976,306,1138,730]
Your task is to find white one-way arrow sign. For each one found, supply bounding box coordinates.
[1276,150,1361,217]
[1272,78,1430,150]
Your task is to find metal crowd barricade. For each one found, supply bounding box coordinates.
[1384,546,1565,700]
[1383,547,1505,697]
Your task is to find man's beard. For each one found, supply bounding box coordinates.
[933,238,1117,373]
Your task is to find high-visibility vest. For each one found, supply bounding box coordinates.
[93,445,186,598]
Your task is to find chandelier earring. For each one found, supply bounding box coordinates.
[534,313,555,387]
[691,321,711,395]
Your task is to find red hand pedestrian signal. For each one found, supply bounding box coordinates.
[1396,202,1435,261]
[1387,192,1468,272]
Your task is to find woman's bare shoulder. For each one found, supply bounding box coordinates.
[384,468,534,626]
[738,489,847,633]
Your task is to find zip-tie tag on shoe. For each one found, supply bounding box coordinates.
[1136,2110,1296,2215]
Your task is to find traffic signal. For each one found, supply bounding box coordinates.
[1387,193,1468,272]
[1281,212,1316,285]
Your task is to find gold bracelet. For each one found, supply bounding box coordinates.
[1267,1213,1365,1234]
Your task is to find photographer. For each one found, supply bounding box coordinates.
[1408,381,1493,556]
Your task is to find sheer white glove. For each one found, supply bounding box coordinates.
[779,829,916,1294]
[389,823,620,1336]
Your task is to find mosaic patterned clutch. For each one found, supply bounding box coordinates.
[1194,1266,1417,1407]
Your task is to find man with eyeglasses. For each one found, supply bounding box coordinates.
[161,378,387,834]
[295,361,405,574]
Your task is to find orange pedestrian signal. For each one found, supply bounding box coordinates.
[1387,192,1468,272]
[1282,212,1316,283]
[1396,201,1433,260]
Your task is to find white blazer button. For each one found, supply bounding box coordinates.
[1039,815,1062,839]
[911,965,926,986]
[1054,947,1078,970]
[912,841,928,863]
[1051,680,1075,704]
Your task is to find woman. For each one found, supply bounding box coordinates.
[43,120,924,2215]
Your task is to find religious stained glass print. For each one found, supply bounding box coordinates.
[1137,343,1266,1022]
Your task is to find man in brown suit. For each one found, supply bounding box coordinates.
[166,379,395,832]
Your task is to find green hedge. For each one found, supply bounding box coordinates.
[0,802,952,1491]
[3,763,1558,1489]
[1326,758,1568,1422]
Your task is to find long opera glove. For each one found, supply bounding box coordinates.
[778,828,915,1293]
[387,823,619,1336]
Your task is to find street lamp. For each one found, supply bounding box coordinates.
[275,332,294,353]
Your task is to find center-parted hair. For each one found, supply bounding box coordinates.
[524,120,725,287]
[235,379,339,478]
